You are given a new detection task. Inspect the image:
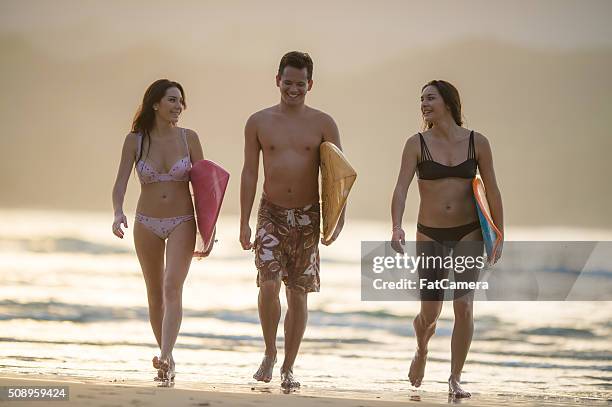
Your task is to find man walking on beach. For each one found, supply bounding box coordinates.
[240,51,345,388]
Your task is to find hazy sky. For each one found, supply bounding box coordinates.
[1,0,611,228]
[2,0,612,67]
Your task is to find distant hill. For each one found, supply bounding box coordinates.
[1,34,610,229]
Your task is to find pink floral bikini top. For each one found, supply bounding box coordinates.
[135,128,192,184]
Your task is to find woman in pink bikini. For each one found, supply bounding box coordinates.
[111,79,206,383]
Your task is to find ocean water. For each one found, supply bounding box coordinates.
[0,209,611,404]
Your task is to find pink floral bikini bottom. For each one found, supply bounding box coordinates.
[135,213,195,240]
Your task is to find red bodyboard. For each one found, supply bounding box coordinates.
[190,160,230,255]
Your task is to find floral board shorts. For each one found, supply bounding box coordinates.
[253,195,321,293]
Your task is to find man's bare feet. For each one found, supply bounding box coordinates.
[448,374,471,398]
[253,354,277,383]
[280,368,300,389]
[408,348,428,387]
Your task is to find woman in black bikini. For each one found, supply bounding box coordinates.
[391,80,503,397]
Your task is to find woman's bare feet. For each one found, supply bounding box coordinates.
[280,368,300,389]
[253,354,277,383]
[152,356,163,381]
[408,348,428,387]
[448,374,471,398]
[409,312,437,388]
[153,355,175,382]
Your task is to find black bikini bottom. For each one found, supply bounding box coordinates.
[417,220,481,249]
[416,221,484,301]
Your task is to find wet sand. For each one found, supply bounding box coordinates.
[1,375,607,407]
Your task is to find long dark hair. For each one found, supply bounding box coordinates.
[421,80,464,129]
[131,79,186,163]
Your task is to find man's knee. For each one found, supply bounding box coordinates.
[286,287,307,307]
[259,278,281,299]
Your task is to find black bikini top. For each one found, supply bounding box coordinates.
[416,130,477,180]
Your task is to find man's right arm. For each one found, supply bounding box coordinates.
[239,113,261,249]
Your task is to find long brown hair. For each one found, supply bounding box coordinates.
[421,80,464,130]
[131,79,186,163]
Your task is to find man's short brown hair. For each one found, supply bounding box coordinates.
[278,51,313,80]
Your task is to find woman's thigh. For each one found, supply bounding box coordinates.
[164,219,196,288]
[453,228,484,301]
[134,221,166,289]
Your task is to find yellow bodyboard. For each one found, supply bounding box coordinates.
[320,142,357,242]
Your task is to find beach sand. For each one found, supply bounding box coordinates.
[0,374,435,407]
[1,213,610,406]
[1,375,605,406]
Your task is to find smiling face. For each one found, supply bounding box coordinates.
[420,85,449,125]
[276,66,312,106]
[153,87,184,123]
